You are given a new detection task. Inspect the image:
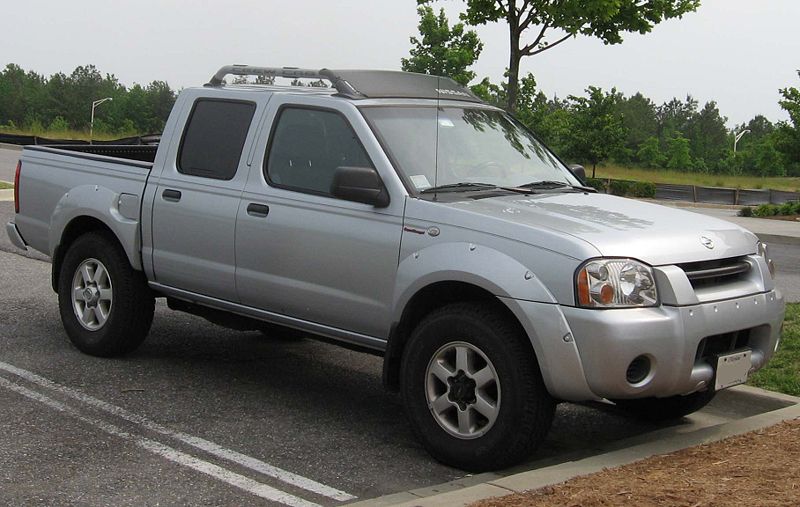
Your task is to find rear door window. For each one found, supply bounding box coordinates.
[178,99,256,180]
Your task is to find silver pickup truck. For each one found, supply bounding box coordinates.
[6,65,785,471]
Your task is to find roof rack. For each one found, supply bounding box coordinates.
[206,65,484,104]
[206,65,357,94]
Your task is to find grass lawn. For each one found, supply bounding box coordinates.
[749,302,799,396]
[590,162,800,192]
[0,181,13,190]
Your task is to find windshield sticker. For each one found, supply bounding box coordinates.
[410,175,432,190]
[438,117,455,128]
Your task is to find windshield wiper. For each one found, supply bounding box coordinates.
[420,182,497,193]
[519,180,596,192]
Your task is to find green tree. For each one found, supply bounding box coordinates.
[685,101,728,170]
[636,136,665,168]
[402,6,483,85]
[420,0,699,111]
[566,86,626,177]
[618,92,658,161]
[666,133,693,170]
[774,71,800,175]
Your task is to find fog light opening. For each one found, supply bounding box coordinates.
[626,355,651,385]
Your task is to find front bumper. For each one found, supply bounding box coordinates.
[6,221,27,250]
[560,290,785,400]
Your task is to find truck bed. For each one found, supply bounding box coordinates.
[14,144,154,262]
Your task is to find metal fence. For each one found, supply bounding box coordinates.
[0,133,160,146]
[596,179,800,206]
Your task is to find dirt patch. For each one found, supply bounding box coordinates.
[473,418,800,507]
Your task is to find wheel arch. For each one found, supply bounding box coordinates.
[383,280,536,392]
[51,216,132,293]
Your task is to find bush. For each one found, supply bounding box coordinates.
[629,181,656,198]
[753,204,778,217]
[738,206,754,217]
[749,203,800,217]
[585,177,607,193]
[609,180,633,196]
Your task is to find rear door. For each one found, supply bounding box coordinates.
[150,96,261,301]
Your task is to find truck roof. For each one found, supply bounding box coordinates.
[204,65,484,104]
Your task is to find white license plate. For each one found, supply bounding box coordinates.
[715,350,752,391]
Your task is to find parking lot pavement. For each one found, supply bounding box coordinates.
[0,239,795,506]
[0,146,20,182]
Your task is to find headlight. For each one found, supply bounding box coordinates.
[576,258,658,308]
[757,241,776,279]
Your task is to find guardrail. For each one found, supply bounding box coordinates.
[595,178,799,205]
[0,133,160,146]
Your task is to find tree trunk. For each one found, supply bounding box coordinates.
[507,44,521,113]
[592,163,597,178]
[506,6,521,113]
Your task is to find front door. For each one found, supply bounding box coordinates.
[235,101,404,339]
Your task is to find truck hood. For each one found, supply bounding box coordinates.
[442,192,759,265]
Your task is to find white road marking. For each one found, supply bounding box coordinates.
[0,361,356,502]
[0,376,321,507]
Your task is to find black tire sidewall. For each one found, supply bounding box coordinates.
[401,304,554,471]
[57,232,152,357]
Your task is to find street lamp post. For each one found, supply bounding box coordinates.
[733,129,750,157]
[90,97,113,144]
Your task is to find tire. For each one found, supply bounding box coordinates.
[612,389,716,422]
[400,302,555,472]
[57,231,154,357]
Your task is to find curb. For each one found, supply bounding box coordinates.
[0,143,23,152]
[352,386,800,507]
[0,188,13,202]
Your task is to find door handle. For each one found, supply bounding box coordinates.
[246,203,270,218]
[162,189,182,202]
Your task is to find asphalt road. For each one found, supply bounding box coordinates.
[0,198,796,506]
[0,145,19,182]
[1,247,792,507]
[0,146,798,505]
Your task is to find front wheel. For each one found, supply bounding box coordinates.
[400,303,555,472]
[58,232,154,357]
[612,389,716,422]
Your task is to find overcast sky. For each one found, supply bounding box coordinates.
[2,0,798,126]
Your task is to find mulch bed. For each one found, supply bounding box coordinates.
[473,418,800,507]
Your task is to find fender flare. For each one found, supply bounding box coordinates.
[392,242,556,322]
[49,185,142,271]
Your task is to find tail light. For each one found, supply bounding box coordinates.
[13,160,21,214]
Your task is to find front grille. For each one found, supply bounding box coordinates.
[678,257,751,289]
[695,329,750,363]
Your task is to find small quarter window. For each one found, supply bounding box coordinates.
[178,99,256,180]
[266,107,373,196]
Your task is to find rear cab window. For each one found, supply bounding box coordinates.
[178,99,256,180]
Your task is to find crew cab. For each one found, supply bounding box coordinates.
[6,65,785,471]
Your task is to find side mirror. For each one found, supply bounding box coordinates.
[568,164,587,183]
[330,166,390,207]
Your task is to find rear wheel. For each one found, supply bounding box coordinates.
[58,232,154,357]
[400,302,555,471]
[612,389,716,422]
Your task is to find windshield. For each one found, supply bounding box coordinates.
[361,106,580,193]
